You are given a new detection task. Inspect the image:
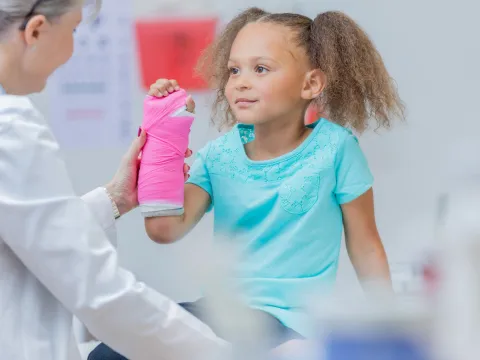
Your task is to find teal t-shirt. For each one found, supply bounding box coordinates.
[186,119,373,337]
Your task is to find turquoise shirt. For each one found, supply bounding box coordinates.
[186,119,373,337]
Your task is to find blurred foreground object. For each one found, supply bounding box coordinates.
[312,283,434,360]
[433,181,480,360]
[183,240,276,359]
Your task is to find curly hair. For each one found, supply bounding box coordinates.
[196,7,405,132]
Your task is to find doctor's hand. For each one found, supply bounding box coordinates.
[105,130,193,217]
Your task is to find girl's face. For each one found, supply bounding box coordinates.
[225,22,313,126]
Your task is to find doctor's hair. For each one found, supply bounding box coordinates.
[196,7,405,132]
[0,0,102,35]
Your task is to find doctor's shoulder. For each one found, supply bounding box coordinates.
[0,95,46,134]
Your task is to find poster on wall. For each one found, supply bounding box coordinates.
[47,0,135,149]
[135,17,217,91]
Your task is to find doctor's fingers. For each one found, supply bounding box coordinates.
[186,96,195,113]
[124,129,147,163]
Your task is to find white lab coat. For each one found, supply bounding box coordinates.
[0,94,229,360]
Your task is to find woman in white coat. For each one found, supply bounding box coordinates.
[0,1,229,359]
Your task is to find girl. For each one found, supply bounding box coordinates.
[152,4,404,344]
[91,6,404,359]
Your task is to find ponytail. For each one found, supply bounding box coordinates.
[309,11,404,131]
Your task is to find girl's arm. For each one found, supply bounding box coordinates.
[145,184,210,244]
[341,188,392,287]
[143,78,211,244]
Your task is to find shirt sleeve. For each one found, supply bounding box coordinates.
[334,131,374,204]
[186,143,213,210]
[0,100,229,360]
[81,187,117,246]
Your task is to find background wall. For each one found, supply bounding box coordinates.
[31,0,479,301]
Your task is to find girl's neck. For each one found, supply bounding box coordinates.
[246,113,311,161]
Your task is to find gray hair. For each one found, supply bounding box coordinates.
[0,0,101,34]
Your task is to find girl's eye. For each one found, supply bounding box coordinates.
[229,67,239,75]
[256,66,268,74]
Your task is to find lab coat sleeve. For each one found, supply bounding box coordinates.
[0,98,229,360]
[81,188,117,247]
[77,188,117,343]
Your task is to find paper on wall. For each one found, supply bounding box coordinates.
[47,0,135,149]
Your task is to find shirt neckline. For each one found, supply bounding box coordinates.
[235,118,325,167]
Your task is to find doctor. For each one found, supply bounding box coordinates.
[0,0,229,359]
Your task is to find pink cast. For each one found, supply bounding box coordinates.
[138,89,194,213]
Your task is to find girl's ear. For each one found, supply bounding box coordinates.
[301,69,326,100]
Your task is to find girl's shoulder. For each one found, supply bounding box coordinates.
[203,123,246,151]
[309,118,359,156]
[312,118,357,142]
[193,124,244,163]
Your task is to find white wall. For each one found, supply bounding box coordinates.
[31,0,479,300]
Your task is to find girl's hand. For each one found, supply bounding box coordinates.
[149,78,195,113]
[147,78,194,183]
[148,78,180,97]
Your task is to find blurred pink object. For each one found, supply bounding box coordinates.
[138,89,193,216]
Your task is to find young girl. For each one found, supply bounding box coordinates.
[90,7,404,359]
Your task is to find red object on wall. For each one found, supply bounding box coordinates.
[135,18,217,90]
